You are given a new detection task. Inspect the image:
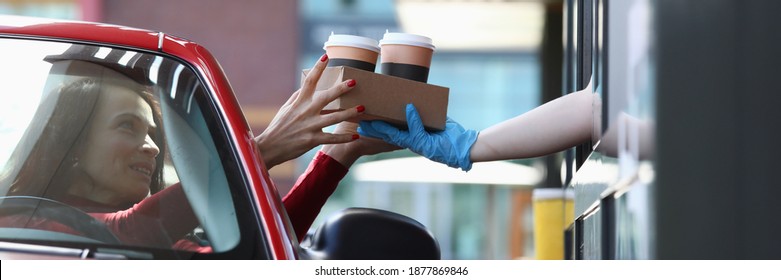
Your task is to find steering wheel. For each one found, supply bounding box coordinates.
[0,196,121,244]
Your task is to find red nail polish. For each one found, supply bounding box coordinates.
[356,105,365,113]
[347,79,356,87]
[320,54,328,62]
[352,134,360,140]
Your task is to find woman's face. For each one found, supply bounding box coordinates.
[75,84,159,206]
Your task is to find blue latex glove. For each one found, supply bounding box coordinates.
[359,104,478,171]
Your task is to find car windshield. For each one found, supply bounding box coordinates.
[0,38,242,257]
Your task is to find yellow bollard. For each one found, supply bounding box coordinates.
[532,188,574,260]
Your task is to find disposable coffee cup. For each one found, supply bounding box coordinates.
[323,33,380,72]
[379,32,435,83]
[532,188,574,260]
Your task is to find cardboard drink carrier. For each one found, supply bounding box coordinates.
[304,66,449,131]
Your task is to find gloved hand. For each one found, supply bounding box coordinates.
[358,104,478,171]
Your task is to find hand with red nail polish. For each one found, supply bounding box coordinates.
[320,120,401,167]
[255,54,369,168]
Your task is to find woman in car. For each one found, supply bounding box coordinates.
[0,53,396,251]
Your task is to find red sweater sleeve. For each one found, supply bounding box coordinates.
[282,151,348,241]
[92,183,199,248]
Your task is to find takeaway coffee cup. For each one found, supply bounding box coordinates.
[323,33,380,72]
[379,32,435,83]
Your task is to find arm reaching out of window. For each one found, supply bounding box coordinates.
[359,86,595,171]
[255,54,365,169]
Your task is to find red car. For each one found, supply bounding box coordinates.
[0,15,439,260]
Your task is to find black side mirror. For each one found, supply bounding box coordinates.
[301,207,440,260]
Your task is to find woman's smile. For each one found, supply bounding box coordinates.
[129,161,155,180]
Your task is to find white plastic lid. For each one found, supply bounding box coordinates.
[379,31,435,51]
[532,188,574,201]
[323,33,380,53]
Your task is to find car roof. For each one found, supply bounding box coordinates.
[0,15,208,64]
[0,15,163,51]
